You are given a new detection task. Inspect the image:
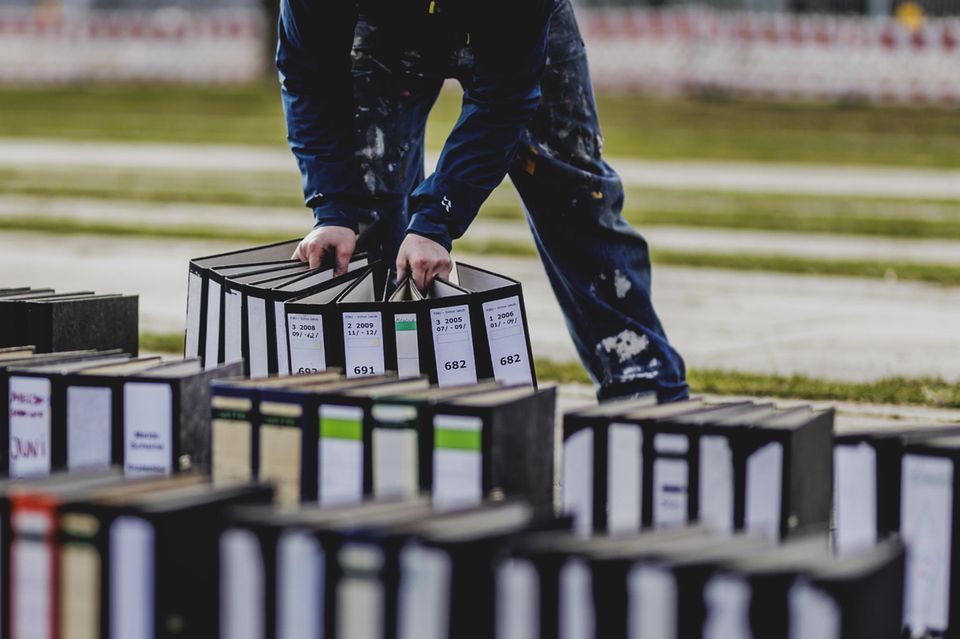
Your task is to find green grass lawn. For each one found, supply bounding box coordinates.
[4,83,960,168]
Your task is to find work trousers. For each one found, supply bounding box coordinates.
[347,0,688,402]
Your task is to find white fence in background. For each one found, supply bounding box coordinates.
[1,5,960,105]
[580,7,960,104]
[0,8,264,82]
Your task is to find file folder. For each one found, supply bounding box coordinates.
[185,239,302,364]
[455,263,536,387]
[430,385,556,513]
[210,370,343,486]
[121,359,242,477]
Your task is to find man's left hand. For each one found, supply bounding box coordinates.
[396,234,452,292]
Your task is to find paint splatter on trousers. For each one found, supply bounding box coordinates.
[348,0,688,402]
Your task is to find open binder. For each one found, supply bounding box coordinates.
[186,241,537,385]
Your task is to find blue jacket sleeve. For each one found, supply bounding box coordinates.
[277,0,362,231]
[407,1,553,251]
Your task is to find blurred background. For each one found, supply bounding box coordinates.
[0,0,957,413]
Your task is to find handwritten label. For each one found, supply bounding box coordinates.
[9,376,52,478]
[483,296,532,385]
[288,313,326,375]
[123,383,173,477]
[343,311,385,378]
[430,305,477,387]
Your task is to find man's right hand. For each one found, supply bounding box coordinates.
[293,226,357,275]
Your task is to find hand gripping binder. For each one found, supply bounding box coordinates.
[209,370,344,486]
[430,385,557,513]
[454,262,536,387]
[185,238,302,364]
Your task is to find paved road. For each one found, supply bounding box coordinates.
[1,232,956,383]
[4,194,960,265]
[5,138,960,199]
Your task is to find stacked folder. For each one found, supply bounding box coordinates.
[185,240,537,387]
[0,286,138,355]
[562,397,835,539]
[211,372,556,511]
[493,527,904,639]
[0,471,272,639]
[2,348,239,479]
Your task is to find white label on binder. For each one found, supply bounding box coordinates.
[482,296,532,386]
[834,443,878,555]
[288,313,326,375]
[12,538,52,639]
[343,311,385,378]
[654,433,688,454]
[110,516,154,639]
[67,386,113,471]
[699,436,735,535]
[902,454,953,634]
[563,428,594,536]
[608,423,642,534]
[745,442,783,540]
[219,529,265,639]
[185,270,203,356]
[336,544,384,639]
[394,313,420,378]
[788,580,840,639]
[628,564,677,639]
[278,531,324,639]
[496,558,539,639]
[433,414,483,510]
[123,383,173,477]
[398,544,451,639]
[372,423,418,499]
[247,296,269,378]
[319,404,364,506]
[430,305,477,387]
[559,559,594,639]
[274,302,290,375]
[204,279,222,369]
[9,376,52,478]
[224,288,243,364]
[703,574,752,639]
[653,458,688,528]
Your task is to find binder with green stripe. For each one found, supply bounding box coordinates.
[430,384,556,514]
[256,375,400,505]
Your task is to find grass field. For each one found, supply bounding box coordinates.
[139,332,960,409]
[5,83,960,167]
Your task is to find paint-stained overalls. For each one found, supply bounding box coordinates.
[278,0,688,402]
